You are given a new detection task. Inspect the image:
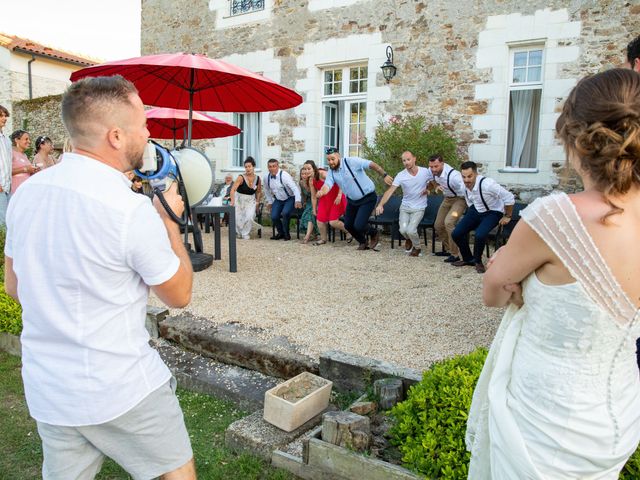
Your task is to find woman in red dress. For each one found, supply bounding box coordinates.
[306,160,350,245]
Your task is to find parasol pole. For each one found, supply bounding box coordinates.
[172,119,177,149]
[188,68,195,147]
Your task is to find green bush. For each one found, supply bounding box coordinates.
[390,347,640,479]
[362,116,460,193]
[389,348,487,479]
[0,226,5,283]
[0,289,21,335]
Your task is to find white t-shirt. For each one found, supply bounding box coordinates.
[5,153,179,426]
[392,167,430,210]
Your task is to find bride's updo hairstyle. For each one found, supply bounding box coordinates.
[556,68,640,220]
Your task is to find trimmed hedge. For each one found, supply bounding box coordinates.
[0,226,22,335]
[389,347,640,479]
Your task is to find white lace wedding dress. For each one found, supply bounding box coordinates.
[466,192,640,479]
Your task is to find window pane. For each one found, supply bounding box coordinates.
[513,68,526,83]
[324,71,332,83]
[527,66,541,82]
[506,89,541,168]
[528,50,543,66]
[350,80,358,94]
[514,52,527,67]
[334,81,342,95]
[324,84,332,96]
[335,70,342,82]
[349,146,358,156]
[350,68,359,80]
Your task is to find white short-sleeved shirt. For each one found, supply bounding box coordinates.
[5,153,179,426]
[392,167,430,210]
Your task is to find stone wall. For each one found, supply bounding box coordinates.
[12,95,66,149]
[139,0,638,197]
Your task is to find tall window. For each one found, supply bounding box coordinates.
[321,65,368,161]
[506,47,543,169]
[232,113,261,167]
[230,0,264,16]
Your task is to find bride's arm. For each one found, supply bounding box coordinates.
[483,221,554,307]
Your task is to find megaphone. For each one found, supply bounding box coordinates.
[136,141,215,271]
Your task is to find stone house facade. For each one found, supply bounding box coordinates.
[0,33,97,135]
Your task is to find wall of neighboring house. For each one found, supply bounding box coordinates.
[137,0,637,196]
[0,47,79,133]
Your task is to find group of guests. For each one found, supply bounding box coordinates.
[221,147,514,273]
[0,104,60,225]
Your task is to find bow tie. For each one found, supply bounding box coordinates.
[270,175,277,179]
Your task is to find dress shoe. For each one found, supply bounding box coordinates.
[434,251,451,257]
[451,259,475,267]
[409,247,422,257]
[404,239,413,252]
[369,230,381,251]
[270,233,283,240]
[444,255,460,263]
[357,243,370,251]
[283,234,291,241]
[475,262,486,274]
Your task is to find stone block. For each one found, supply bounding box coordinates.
[145,305,168,340]
[318,350,421,395]
[349,401,377,416]
[0,332,21,357]
[225,409,326,461]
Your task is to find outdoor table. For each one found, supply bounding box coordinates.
[193,205,237,273]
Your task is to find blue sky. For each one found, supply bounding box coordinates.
[0,0,141,61]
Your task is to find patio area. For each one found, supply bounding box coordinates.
[150,228,504,371]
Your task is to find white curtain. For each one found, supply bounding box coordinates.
[509,90,534,168]
[246,113,262,166]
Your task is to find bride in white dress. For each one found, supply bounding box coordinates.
[466,68,640,479]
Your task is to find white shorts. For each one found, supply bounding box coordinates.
[37,378,193,480]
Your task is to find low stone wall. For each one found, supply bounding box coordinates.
[12,94,66,151]
[0,332,21,357]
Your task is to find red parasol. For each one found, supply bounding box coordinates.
[145,107,240,146]
[70,52,302,145]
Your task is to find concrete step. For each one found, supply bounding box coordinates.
[155,340,280,411]
[158,313,318,379]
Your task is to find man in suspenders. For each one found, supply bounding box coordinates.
[316,147,393,251]
[427,154,467,263]
[263,158,301,240]
[451,161,514,273]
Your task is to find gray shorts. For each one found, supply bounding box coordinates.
[37,378,193,480]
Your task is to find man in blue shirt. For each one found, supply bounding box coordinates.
[316,147,392,250]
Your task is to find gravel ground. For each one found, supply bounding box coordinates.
[150,228,504,371]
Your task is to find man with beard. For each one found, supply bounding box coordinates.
[317,147,393,251]
[451,161,514,273]
[4,76,195,479]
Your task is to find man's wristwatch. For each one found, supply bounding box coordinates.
[381,171,388,177]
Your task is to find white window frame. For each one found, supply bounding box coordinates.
[320,64,368,164]
[230,112,261,169]
[211,0,273,29]
[503,45,544,172]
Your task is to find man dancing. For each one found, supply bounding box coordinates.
[263,158,301,241]
[316,147,392,251]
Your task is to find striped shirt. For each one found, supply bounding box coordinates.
[0,131,12,193]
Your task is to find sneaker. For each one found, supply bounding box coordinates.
[444,255,460,263]
[409,247,422,257]
[404,239,413,253]
[451,259,475,267]
[433,251,451,257]
[372,242,382,252]
[369,230,380,250]
[475,262,486,274]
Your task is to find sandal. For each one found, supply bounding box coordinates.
[346,235,354,244]
[313,240,327,246]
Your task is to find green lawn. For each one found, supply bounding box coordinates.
[0,351,293,480]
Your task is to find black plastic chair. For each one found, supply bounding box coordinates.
[418,195,445,253]
[485,201,527,256]
[271,206,304,239]
[368,195,402,249]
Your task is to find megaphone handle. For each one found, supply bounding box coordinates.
[153,188,188,226]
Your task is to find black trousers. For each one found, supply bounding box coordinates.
[344,193,377,245]
[452,205,503,264]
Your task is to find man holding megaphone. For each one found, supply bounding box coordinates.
[4,76,196,480]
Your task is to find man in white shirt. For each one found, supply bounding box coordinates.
[427,154,467,263]
[263,158,301,240]
[4,76,195,479]
[375,150,430,257]
[451,161,514,273]
[0,105,12,226]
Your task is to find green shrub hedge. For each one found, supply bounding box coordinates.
[0,225,21,335]
[389,347,640,479]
